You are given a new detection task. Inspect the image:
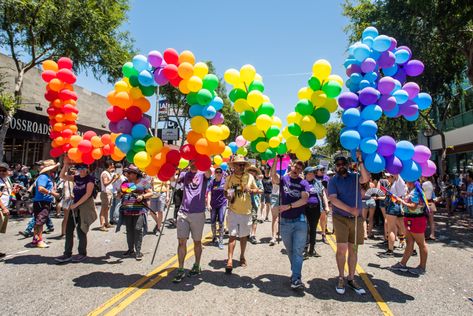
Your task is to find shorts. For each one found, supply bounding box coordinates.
[404,216,427,234]
[177,211,205,241]
[386,201,403,217]
[227,210,252,237]
[100,191,112,209]
[362,199,376,209]
[150,192,167,213]
[270,194,280,207]
[333,214,364,245]
[262,193,271,204]
[33,201,52,226]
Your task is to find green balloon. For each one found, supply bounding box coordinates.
[122,62,138,78]
[186,92,198,105]
[276,142,287,155]
[126,150,137,163]
[249,80,265,92]
[256,102,275,116]
[308,76,321,91]
[240,111,257,125]
[322,80,342,98]
[143,134,151,142]
[229,88,247,103]
[197,89,213,105]
[295,99,314,116]
[203,74,219,91]
[236,147,248,156]
[313,107,330,124]
[266,125,280,138]
[288,123,302,136]
[250,137,265,152]
[263,148,276,159]
[298,132,316,148]
[140,85,155,97]
[132,139,146,152]
[129,75,139,87]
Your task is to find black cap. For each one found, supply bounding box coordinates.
[334,155,348,164]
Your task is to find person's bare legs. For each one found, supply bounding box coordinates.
[386,215,397,251]
[428,207,436,239]
[177,238,187,269]
[227,236,236,266]
[412,232,428,269]
[347,243,358,280]
[336,243,348,277]
[362,208,368,239]
[240,236,248,264]
[193,240,202,266]
[400,232,414,266]
[320,211,327,236]
[368,207,375,237]
[271,208,279,239]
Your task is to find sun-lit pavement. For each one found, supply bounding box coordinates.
[1,207,473,316]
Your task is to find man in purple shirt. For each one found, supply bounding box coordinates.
[173,161,211,283]
[271,159,309,290]
[328,153,369,295]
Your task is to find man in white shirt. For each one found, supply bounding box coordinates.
[421,176,437,240]
[99,161,119,231]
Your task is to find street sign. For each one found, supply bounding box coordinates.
[161,128,179,141]
[158,99,169,117]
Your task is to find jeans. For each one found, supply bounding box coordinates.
[64,209,87,256]
[469,205,473,218]
[306,205,321,250]
[109,196,121,224]
[211,205,226,240]
[25,215,54,233]
[280,214,308,282]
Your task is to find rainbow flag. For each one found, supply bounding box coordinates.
[415,181,431,214]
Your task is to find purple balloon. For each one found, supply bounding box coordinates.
[346,64,362,77]
[421,160,437,177]
[397,45,412,57]
[400,100,419,117]
[338,92,359,109]
[388,37,397,51]
[378,77,396,94]
[361,58,376,73]
[385,155,403,174]
[377,135,396,157]
[210,112,224,125]
[403,82,420,99]
[392,67,407,83]
[359,87,380,105]
[116,119,133,134]
[379,95,397,111]
[153,68,169,86]
[404,60,424,76]
[378,51,395,69]
[148,50,163,68]
[137,116,151,129]
[413,145,431,164]
[109,122,119,134]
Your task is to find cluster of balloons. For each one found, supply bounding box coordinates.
[339,27,436,181]
[41,58,80,158]
[211,135,250,170]
[66,131,119,164]
[283,59,342,161]
[224,65,285,161]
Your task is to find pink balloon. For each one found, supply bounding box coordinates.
[235,135,247,147]
[413,145,431,164]
[210,112,224,125]
[421,160,437,177]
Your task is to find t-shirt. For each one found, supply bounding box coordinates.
[120,179,151,216]
[307,179,323,206]
[112,175,127,194]
[316,175,330,189]
[262,176,273,194]
[208,178,227,208]
[100,170,114,193]
[224,173,257,215]
[152,177,169,194]
[328,172,363,217]
[280,175,310,219]
[251,179,263,210]
[33,174,54,203]
[403,188,425,215]
[0,177,12,206]
[390,176,407,197]
[422,181,434,200]
[73,174,95,203]
[179,171,208,213]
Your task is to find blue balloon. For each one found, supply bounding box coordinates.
[359,80,370,90]
[361,104,383,121]
[395,141,415,161]
[362,26,379,39]
[358,120,378,138]
[360,137,378,154]
[202,105,217,119]
[384,104,400,118]
[400,160,422,182]
[404,111,419,121]
[373,35,392,52]
[189,104,204,117]
[341,108,361,128]
[138,70,154,87]
[229,142,238,154]
[383,64,398,76]
[395,49,410,64]
[369,50,381,61]
[392,79,402,92]
[364,153,386,173]
[392,89,409,104]
[131,124,148,139]
[414,92,432,110]
[210,97,224,111]
[116,134,133,153]
[350,73,363,84]
[362,36,374,48]
[220,162,228,171]
[340,130,361,150]
[364,71,378,83]
[353,44,371,62]
[132,54,150,72]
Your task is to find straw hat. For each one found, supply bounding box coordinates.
[124,164,142,176]
[228,155,250,168]
[39,159,60,174]
[246,165,262,176]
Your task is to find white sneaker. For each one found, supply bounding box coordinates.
[269,238,276,246]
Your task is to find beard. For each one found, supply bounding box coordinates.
[336,167,348,176]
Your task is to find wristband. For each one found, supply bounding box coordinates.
[289,203,292,209]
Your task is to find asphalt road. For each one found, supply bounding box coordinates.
[1,206,473,316]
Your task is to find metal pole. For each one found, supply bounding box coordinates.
[154,86,160,137]
[278,155,283,244]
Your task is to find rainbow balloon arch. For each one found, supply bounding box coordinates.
[40,27,438,182]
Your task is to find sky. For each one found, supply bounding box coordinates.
[75,0,351,136]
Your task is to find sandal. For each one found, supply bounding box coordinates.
[225,260,233,275]
[240,257,247,268]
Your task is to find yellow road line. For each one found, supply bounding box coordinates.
[325,232,394,316]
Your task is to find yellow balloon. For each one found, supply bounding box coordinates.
[190,116,208,134]
[234,81,246,91]
[262,95,270,103]
[240,64,256,84]
[297,87,313,100]
[269,137,281,148]
[224,68,240,85]
[234,99,251,113]
[247,90,263,109]
[256,141,269,153]
[129,87,143,99]
[255,114,272,131]
[286,136,301,152]
[287,112,301,124]
[242,125,260,141]
[272,116,282,128]
[295,147,311,161]
[206,125,223,142]
[222,146,232,158]
[300,115,316,131]
[115,80,129,92]
[220,125,230,140]
[254,73,263,82]
[327,74,344,87]
[179,79,191,94]
[282,127,291,140]
[214,155,223,165]
[322,98,339,112]
[194,62,209,78]
[134,151,152,169]
[312,59,332,81]
[311,90,327,107]
[312,123,327,139]
[146,137,163,156]
[187,76,203,92]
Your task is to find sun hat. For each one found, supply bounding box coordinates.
[0,162,9,170]
[246,165,262,176]
[304,166,316,174]
[228,155,250,168]
[39,159,60,174]
[327,170,335,176]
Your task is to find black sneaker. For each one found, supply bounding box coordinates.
[249,236,258,245]
[123,250,135,257]
[135,252,143,261]
[55,255,72,264]
[412,249,418,256]
[290,279,304,289]
[347,279,366,295]
[322,235,328,244]
[19,231,33,238]
[378,250,394,258]
[188,264,201,276]
[172,268,185,283]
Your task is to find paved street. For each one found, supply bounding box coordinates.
[1,206,473,316]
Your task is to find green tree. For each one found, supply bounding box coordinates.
[0,0,134,160]
[343,0,473,175]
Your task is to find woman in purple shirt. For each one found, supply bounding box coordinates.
[207,167,227,249]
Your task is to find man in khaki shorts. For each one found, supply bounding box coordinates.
[172,161,211,283]
[328,153,370,296]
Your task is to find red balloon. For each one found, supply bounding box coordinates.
[83,131,97,141]
[102,144,112,155]
[57,57,73,70]
[59,89,77,101]
[44,90,58,102]
[159,162,176,179]
[162,64,178,80]
[180,144,197,160]
[78,140,92,153]
[125,106,143,123]
[57,68,76,84]
[62,143,72,152]
[47,107,59,116]
[41,70,56,83]
[169,76,182,88]
[101,134,111,145]
[49,131,60,139]
[166,150,181,166]
[61,129,73,138]
[62,103,76,114]
[81,152,95,165]
[106,106,126,122]
[163,48,179,65]
[194,154,211,171]
[50,147,63,157]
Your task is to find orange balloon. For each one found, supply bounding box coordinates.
[101,134,111,145]
[55,136,66,146]
[68,100,77,106]
[91,136,103,148]
[134,97,151,112]
[195,138,210,155]
[186,131,203,145]
[107,91,117,105]
[64,112,77,121]
[51,99,63,108]
[113,146,126,158]
[151,152,166,168]
[177,62,194,79]
[208,140,225,155]
[144,164,159,176]
[111,153,123,162]
[53,122,65,132]
[91,148,103,160]
[70,135,82,147]
[114,91,133,109]
[63,83,74,91]
[42,60,58,72]
[49,78,64,92]
[55,114,65,123]
[68,125,78,134]
[68,148,82,161]
[178,50,195,64]
[110,133,120,144]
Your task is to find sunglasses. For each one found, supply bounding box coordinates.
[215,170,222,174]
[0,169,7,172]
[235,163,246,167]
